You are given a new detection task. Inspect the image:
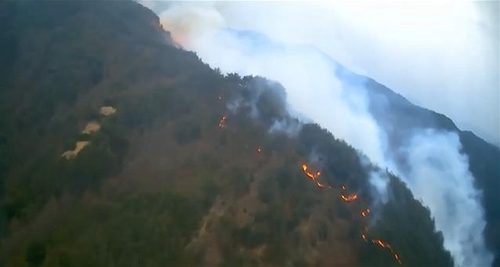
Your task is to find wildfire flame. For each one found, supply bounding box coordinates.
[298,165,402,265]
[340,184,358,202]
[257,147,262,153]
[371,239,402,265]
[361,208,371,217]
[301,164,321,181]
[301,164,308,172]
[340,193,358,202]
[217,95,223,100]
[218,116,227,128]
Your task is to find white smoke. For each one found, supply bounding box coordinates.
[368,169,389,205]
[398,130,493,267]
[138,1,494,266]
[213,1,500,145]
[269,119,302,137]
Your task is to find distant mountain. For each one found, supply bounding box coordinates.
[0,1,490,266]
[221,27,500,266]
[337,62,500,267]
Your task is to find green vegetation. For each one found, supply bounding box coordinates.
[360,175,454,266]
[0,1,457,266]
[25,241,46,266]
[19,192,203,267]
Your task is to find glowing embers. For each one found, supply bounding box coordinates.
[361,233,367,240]
[300,164,324,188]
[298,164,402,265]
[301,164,321,181]
[340,185,358,202]
[340,194,358,202]
[361,208,371,218]
[218,115,227,128]
[359,207,401,265]
[371,239,402,265]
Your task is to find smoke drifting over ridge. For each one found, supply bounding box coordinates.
[217,1,500,146]
[400,130,491,267]
[139,1,494,266]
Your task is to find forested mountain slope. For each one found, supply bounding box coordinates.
[228,28,500,265]
[337,65,500,266]
[0,1,456,266]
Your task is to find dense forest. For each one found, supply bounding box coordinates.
[338,63,500,266]
[0,1,486,266]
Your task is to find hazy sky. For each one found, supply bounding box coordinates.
[140,1,496,265]
[143,0,499,145]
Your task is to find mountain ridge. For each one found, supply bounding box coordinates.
[211,27,499,265]
[0,1,494,266]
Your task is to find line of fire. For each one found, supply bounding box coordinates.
[218,115,227,129]
[217,105,401,265]
[301,163,402,265]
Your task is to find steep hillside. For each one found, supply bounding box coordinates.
[1,1,453,266]
[245,30,500,264]
[338,68,500,265]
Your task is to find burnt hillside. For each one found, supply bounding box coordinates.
[0,1,452,266]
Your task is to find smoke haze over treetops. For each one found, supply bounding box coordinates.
[143,0,499,146]
[138,1,496,266]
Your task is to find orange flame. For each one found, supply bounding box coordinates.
[298,165,402,265]
[371,239,402,265]
[301,164,308,171]
[301,164,321,181]
[361,208,371,217]
[299,167,401,265]
[340,193,358,202]
[218,116,227,128]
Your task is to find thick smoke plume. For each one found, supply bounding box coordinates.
[397,130,492,266]
[211,1,500,145]
[139,1,495,266]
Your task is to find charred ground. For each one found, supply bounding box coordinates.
[0,1,458,266]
